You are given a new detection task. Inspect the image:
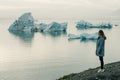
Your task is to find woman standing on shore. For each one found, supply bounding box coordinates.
[96,30,106,72]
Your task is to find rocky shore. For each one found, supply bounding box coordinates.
[58,61,120,80]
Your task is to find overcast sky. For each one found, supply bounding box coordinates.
[0,0,120,19]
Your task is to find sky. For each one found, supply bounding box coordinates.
[0,0,120,19]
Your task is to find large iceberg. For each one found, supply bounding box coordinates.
[76,20,112,29]
[68,32,98,41]
[37,22,67,32]
[8,12,67,32]
[8,12,35,32]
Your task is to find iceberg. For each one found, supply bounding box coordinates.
[68,34,81,39]
[80,32,98,40]
[44,22,67,32]
[30,23,46,32]
[97,23,112,29]
[8,12,68,39]
[37,23,48,32]
[37,22,67,32]
[8,12,35,32]
[76,21,93,29]
[76,20,112,29]
[68,32,98,41]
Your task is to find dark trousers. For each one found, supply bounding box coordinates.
[99,56,104,69]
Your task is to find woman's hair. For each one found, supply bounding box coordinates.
[98,30,106,40]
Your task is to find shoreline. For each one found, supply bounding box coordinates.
[57,61,120,80]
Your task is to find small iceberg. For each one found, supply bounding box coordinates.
[8,12,35,32]
[76,21,93,29]
[44,22,67,32]
[68,32,98,41]
[37,22,67,32]
[76,20,112,29]
[80,32,98,40]
[68,34,81,39]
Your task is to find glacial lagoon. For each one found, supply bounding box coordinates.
[0,19,120,80]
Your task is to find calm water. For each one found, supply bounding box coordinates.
[0,19,120,80]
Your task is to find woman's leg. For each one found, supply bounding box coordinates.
[99,56,104,69]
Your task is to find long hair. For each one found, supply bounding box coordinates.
[98,30,106,40]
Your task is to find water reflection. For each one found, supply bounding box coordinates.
[76,27,112,31]
[80,39,97,43]
[68,38,97,43]
[40,31,67,38]
[9,30,67,44]
[9,30,34,43]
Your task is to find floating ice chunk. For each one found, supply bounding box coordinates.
[97,23,112,29]
[80,32,98,40]
[68,32,98,40]
[31,23,48,32]
[38,22,67,32]
[38,23,48,31]
[8,12,35,32]
[76,20,112,29]
[31,22,67,33]
[68,34,80,39]
[34,22,67,32]
[76,20,93,29]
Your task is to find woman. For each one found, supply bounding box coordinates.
[96,30,106,72]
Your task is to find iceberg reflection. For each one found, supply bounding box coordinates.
[9,30,34,42]
[40,31,67,38]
